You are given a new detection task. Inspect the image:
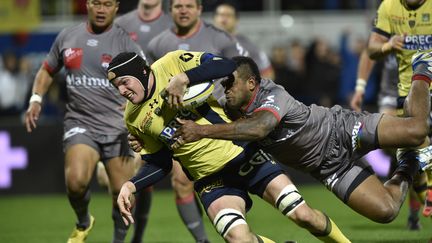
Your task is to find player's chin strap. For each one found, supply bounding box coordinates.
[275,184,305,216]
[213,208,247,238]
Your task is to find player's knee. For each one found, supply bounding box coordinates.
[405,120,429,146]
[275,184,305,217]
[289,206,317,229]
[171,176,194,197]
[371,201,399,223]
[213,208,251,242]
[65,176,88,195]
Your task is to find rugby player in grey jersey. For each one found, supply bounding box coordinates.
[350,51,427,230]
[141,0,246,241]
[213,3,274,80]
[171,51,432,224]
[24,0,144,242]
[115,0,172,56]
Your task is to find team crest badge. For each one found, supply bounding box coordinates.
[101,54,112,69]
[423,14,430,22]
[129,32,138,41]
[409,20,416,28]
[107,71,116,81]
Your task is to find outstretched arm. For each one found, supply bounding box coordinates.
[171,110,278,149]
[350,49,376,112]
[117,147,173,225]
[25,66,54,132]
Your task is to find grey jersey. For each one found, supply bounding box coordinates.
[233,79,334,171]
[235,34,272,73]
[115,10,172,54]
[147,21,243,63]
[44,23,143,135]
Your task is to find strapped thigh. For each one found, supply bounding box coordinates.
[275,184,305,216]
[213,208,247,237]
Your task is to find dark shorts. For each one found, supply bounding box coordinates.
[311,109,382,203]
[194,149,283,212]
[63,119,134,163]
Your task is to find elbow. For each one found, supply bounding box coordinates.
[367,48,380,60]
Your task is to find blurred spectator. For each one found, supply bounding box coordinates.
[338,30,378,106]
[0,51,31,116]
[305,37,341,107]
[270,41,306,99]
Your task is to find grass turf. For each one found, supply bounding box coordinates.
[0,185,430,243]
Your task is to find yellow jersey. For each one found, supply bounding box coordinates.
[124,50,243,180]
[374,0,432,96]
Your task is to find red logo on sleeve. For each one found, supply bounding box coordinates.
[63,48,83,69]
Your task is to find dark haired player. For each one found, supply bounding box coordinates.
[25,0,144,242]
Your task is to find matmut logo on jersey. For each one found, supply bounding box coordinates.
[64,48,83,69]
[404,35,432,50]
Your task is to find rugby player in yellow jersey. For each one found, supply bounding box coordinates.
[368,0,432,221]
[109,50,351,242]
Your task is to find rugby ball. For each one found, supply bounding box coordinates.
[182,81,214,109]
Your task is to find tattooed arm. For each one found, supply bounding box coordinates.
[171,110,277,149]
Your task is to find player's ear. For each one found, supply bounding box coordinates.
[246,77,257,91]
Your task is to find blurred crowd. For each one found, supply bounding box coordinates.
[39,0,373,16]
[0,30,381,121]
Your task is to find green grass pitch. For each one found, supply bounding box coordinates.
[0,185,430,243]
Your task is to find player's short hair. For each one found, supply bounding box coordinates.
[232,56,261,84]
[169,0,201,7]
[215,2,239,18]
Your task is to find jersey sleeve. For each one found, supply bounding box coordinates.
[43,29,66,75]
[170,50,205,71]
[211,28,245,58]
[372,0,391,38]
[121,30,147,62]
[126,124,164,155]
[254,86,290,122]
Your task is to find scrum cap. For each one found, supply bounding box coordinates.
[107,52,150,90]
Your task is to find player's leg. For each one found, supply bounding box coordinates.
[206,195,274,243]
[171,160,209,243]
[64,143,99,243]
[105,155,135,243]
[131,154,153,243]
[96,161,111,193]
[424,169,432,217]
[261,174,350,242]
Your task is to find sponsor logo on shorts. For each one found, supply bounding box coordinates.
[351,121,363,152]
[324,173,338,191]
[64,127,86,140]
[198,179,224,195]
